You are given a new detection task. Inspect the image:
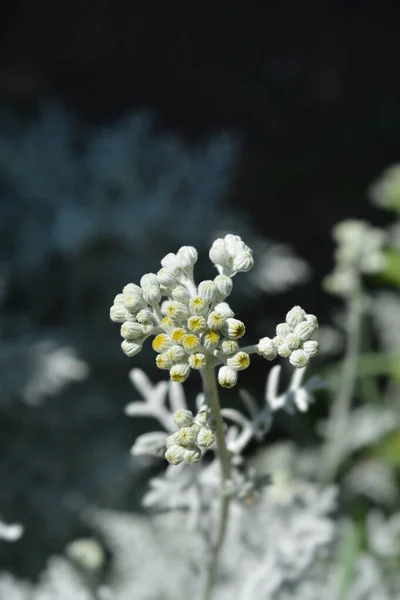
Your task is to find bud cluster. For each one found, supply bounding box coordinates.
[257,306,318,369]
[110,239,251,387]
[165,407,217,465]
[209,233,254,276]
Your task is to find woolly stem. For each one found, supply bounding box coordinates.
[200,363,232,600]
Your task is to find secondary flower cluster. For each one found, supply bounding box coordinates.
[165,406,216,464]
[257,306,318,368]
[110,235,253,387]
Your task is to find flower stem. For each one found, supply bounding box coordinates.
[200,364,232,600]
[319,282,364,483]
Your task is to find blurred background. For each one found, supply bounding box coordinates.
[1,1,400,597]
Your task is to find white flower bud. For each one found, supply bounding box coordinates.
[170,363,190,383]
[165,444,185,465]
[121,339,143,357]
[165,434,176,448]
[173,426,198,447]
[189,296,209,316]
[303,340,319,357]
[161,252,180,271]
[166,345,188,363]
[197,427,215,448]
[277,343,292,358]
[227,351,250,371]
[276,323,292,337]
[224,234,245,256]
[120,321,144,340]
[140,273,159,289]
[172,285,191,304]
[160,316,175,333]
[209,239,232,268]
[110,304,126,323]
[137,309,156,324]
[188,353,207,369]
[257,337,278,360]
[182,334,202,354]
[218,366,238,388]
[156,353,173,370]
[214,275,233,298]
[273,335,285,347]
[214,302,235,319]
[220,339,239,355]
[143,285,162,305]
[152,333,173,353]
[195,406,210,426]
[289,349,310,368]
[233,250,254,272]
[113,293,124,305]
[184,446,202,463]
[306,314,318,331]
[294,321,315,342]
[201,329,220,351]
[198,280,219,302]
[173,409,194,428]
[207,311,225,330]
[171,327,186,344]
[161,300,189,321]
[223,318,246,339]
[124,293,146,314]
[177,246,198,268]
[187,315,207,333]
[286,306,306,328]
[123,283,142,297]
[157,268,179,288]
[285,332,302,350]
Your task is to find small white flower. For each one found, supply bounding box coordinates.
[121,339,143,357]
[201,329,220,350]
[233,250,254,273]
[170,363,191,383]
[152,333,173,353]
[306,314,318,331]
[136,309,156,324]
[166,345,188,363]
[220,339,239,355]
[165,444,185,465]
[189,296,209,316]
[177,246,198,268]
[227,351,250,371]
[289,349,310,368]
[286,306,307,328]
[173,409,194,428]
[172,286,191,304]
[257,337,278,360]
[214,302,235,319]
[276,323,292,337]
[207,310,225,330]
[285,332,302,350]
[161,300,189,321]
[214,275,233,298]
[209,239,232,268]
[188,353,207,369]
[156,353,173,370]
[184,446,202,463]
[198,280,219,302]
[277,343,292,358]
[161,252,181,271]
[187,315,207,333]
[197,427,215,448]
[142,284,162,305]
[124,293,146,314]
[182,334,202,354]
[294,321,315,342]
[110,304,126,323]
[303,340,319,357]
[157,268,179,287]
[120,321,144,340]
[140,273,159,289]
[223,318,246,339]
[173,427,198,447]
[218,365,238,388]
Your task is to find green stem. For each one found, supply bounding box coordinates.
[200,364,232,600]
[319,282,364,483]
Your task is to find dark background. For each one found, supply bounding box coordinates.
[0,0,399,579]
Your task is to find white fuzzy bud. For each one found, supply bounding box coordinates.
[124,293,146,314]
[198,280,219,302]
[182,334,202,354]
[214,275,233,298]
[121,339,143,357]
[201,329,220,351]
[165,444,185,465]
[173,409,194,428]
[161,300,189,321]
[214,302,235,319]
[306,314,318,331]
[177,246,198,268]
[188,353,207,369]
[156,353,174,370]
[277,343,292,358]
[207,311,225,330]
[223,318,246,339]
[152,333,173,353]
[286,306,307,328]
[172,285,191,304]
[303,340,319,357]
[184,446,202,463]
[123,283,142,297]
[233,250,254,273]
[227,351,250,371]
[136,309,156,324]
[220,339,239,355]
[110,304,126,323]
[285,332,302,350]
[113,293,124,304]
[157,268,179,288]
[257,337,278,360]
[187,315,207,333]
[161,252,180,271]
[140,273,159,289]
[224,234,245,256]
[209,239,232,268]
[289,349,310,368]
[197,427,215,448]
[294,321,315,342]
[120,321,144,340]
[218,366,238,388]
[189,296,209,316]
[166,345,188,363]
[170,363,190,383]
[173,427,198,447]
[143,285,162,305]
[276,323,292,337]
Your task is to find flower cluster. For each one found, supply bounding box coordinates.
[257,306,318,369]
[165,406,216,464]
[110,235,253,387]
